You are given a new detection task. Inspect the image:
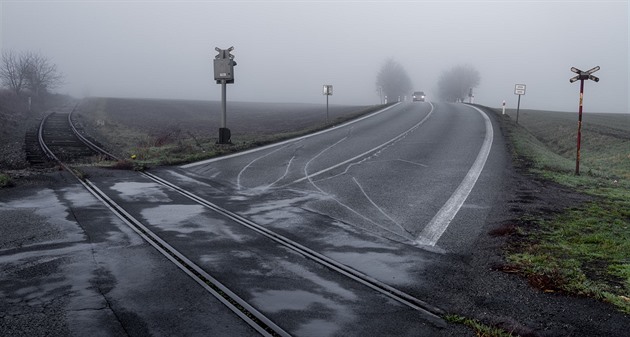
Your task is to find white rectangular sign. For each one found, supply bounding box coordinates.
[514,84,526,95]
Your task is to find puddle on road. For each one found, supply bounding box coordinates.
[251,289,326,312]
[164,170,222,192]
[110,182,171,202]
[140,204,205,232]
[278,259,358,301]
[241,192,327,226]
[243,194,320,215]
[61,186,100,208]
[141,204,253,242]
[315,221,405,250]
[250,289,354,337]
[293,320,338,337]
[0,189,85,245]
[325,251,420,285]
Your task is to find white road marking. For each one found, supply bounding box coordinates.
[236,143,295,190]
[415,105,494,247]
[181,103,402,168]
[265,155,295,190]
[352,177,410,236]
[291,102,434,184]
[304,137,412,241]
[396,159,428,168]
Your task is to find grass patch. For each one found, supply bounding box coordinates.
[494,107,630,314]
[444,314,515,337]
[0,172,14,188]
[101,104,389,168]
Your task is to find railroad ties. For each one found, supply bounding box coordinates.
[24,126,49,168]
[26,112,103,166]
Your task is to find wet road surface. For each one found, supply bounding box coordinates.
[1,101,504,336]
[179,101,504,251]
[0,178,260,336]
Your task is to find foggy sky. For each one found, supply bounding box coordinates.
[1,0,628,113]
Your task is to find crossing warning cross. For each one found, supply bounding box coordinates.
[570,66,600,83]
[569,65,600,175]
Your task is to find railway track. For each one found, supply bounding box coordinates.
[37,109,446,335]
[26,106,115,166]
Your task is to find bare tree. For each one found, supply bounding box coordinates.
[437,64,480,102]
[376,58,413,102]
[24,51,64,97]
[0,50,29,95]
[0,50,64,97]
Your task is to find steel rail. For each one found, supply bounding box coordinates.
[67,105,119,160]
[58,106,446,327]
[79,178,291,337]
[38,112,291,337]
[143,171,446,324]
[63,107,446,321]
[38,112,59,161]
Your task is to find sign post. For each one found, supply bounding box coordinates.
[569,66,600,175]
[323,84,333,124]
[514,84,526,124]
[213,46,236,144]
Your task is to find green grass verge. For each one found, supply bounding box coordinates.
[0,172,13,188]
[445,314,515,337]
[495,107,630,314]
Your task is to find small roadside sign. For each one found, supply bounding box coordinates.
[513,84,526,124]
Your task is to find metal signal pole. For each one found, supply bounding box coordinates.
[569,66,600,175]
[323,85,333,125]
[576,79,584,175]
[213,46,236,144]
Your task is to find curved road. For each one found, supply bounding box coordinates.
[176,101,504,252]
[1,101,509,336]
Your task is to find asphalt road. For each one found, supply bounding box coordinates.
[178,101,504,252]
[4,101,629,336]
[0,176,261,337]
[83,168,451,336]
[1,101,506,336]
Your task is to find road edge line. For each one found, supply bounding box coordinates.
[415,105,494,246]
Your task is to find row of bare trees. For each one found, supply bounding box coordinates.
[0,50,63,98]
[437,64,480,102]
[375,59,480,103]
[375,59,413,102]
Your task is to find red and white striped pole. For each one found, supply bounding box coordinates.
[576,79,585,175]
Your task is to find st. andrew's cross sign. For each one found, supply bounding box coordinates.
[570,66,600,83]
[569,65,600,175]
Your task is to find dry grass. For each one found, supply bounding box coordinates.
[74,97,385,166]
